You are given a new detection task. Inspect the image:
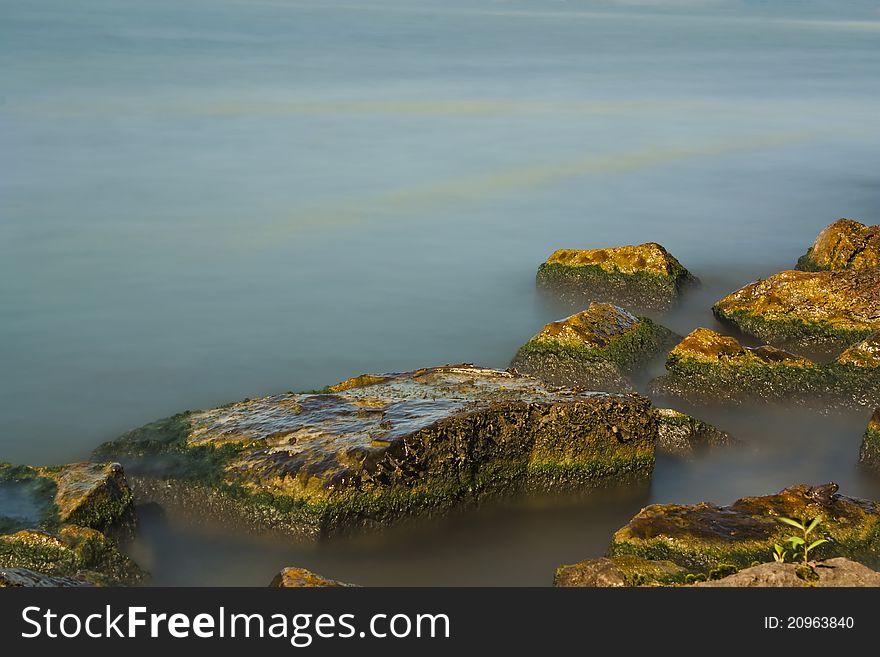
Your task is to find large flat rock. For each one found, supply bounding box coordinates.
[94,364,658,538]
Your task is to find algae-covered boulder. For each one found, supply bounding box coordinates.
[655,408,737,456]
[270,567,356,588]
[0,527,143,585]
[713,269,880,347]
[553,554,686,587]
[859,409,880,473]
[94,364,659,539]
[797,218,880,272]
[649,328,828,404]
[0,567,97,588]
[694,558,880,587]
[0,462,142,585]
[536,243,694,312]
[609,483,880,573]
[510,303,677,392]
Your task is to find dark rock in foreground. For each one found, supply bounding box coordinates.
[0,567,97,588]
[536,243,695,312]
[94,365,659,539]
[610,484,880,572]
[510,303,676,392]
[553,554,686,587]
[713,268,880,348]
[694,558,880,587]
[797,218,880,272]
[655,408,738,457]
[270,567,356,587]
[859,409,880,473]
[0,462,143,585]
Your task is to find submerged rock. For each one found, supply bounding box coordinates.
[94,364,659,539]
[0,462,143,585]
[270,567,356,588]
[649,328,828,404]
[797,218,880,272]
[713,269,880,347]
[694,558,880,587]
[0,567,96,588]
[859,409,880,473]
[536,243,694,312]
[553,554,686,587]
[655,408,737,456]
[609,483,880,573]
[510,303,677,392]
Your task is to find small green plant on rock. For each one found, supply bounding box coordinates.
[777,515,829,565]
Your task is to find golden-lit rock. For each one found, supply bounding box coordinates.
[610,483,880,573]
[712,269,880,347]
[859,409,880,473]
[655,408,737,457]
[536,243,694,312]
[837,333,880,368]
[797,218,880,271]
[94,364,659,539]
[511,303,676,392]
[553,554,686,587]
[269,567,356,587]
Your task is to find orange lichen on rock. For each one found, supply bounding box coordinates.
[798,218,880,271]
[544,243,688,278]
[269,567,356,587]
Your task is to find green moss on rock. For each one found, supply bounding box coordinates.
[655,408,738,456]
[553,554,688,587]
[536,243,695,312]
[713,269,880,348]
[609,483,880,572]
[95,364,659,539]
[511,303,677,392]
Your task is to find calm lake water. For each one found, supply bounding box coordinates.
[2,0,880,585]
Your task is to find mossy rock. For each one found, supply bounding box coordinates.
[94,364,659,539]
[713,269,880,348]
[510,303,678,392]
[859,409,880,473]
[269,567,356,587]
[609,483,880,573]
[693,558,880,587]
[0,462,142,585]
[0,461,134,535]
[655,408,738,456]
[649,328,831,404]
[797,218,880,272]
[554,554,687,587]
[0,526,144,586]
[0,567,100,587]
[536,243,695,312]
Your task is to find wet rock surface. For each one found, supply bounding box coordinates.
[609,484,880,572]
[0,567,96,588]
[649,328,879,407]
[94,365,659,539]
[694,558,880,587]
[655,408,738,456]
[713,268,880,348]
[554,554,686,587]
[797,218,880,272]
[510,303,677,392]
[536,243,694,312]
[0,462,143,585]
[269,567,356,587]
[859,409,880,472]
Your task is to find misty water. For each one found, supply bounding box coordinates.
[2,0,880,585]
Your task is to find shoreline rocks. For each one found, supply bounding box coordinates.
[608,483,880,572]
[510,303,677,392]
[94,364,660,539]
[650,328,880,407]
[536,243,695,312]
[797,218,880,272]
[693,558,880,587]
[655,408,738,456]
[0,462,143,585]
[554,554,686,587]
[712,268,880,348]
[270,567,356,587]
